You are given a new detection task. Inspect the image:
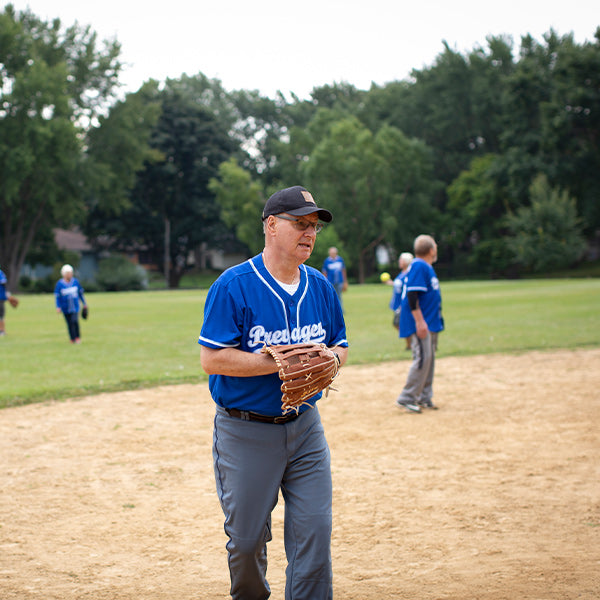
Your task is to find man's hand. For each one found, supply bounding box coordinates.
[415,319,429,339]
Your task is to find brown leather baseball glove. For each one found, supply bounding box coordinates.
[8,296,18,308]
[262,342,340,414]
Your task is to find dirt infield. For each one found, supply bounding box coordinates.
[1,349,599,599]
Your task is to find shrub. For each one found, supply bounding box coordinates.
[506,175,587,273]
[95,256,148,291]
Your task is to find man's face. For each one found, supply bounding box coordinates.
[272,213,319,263]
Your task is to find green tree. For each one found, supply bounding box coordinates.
[102,80,237,288]
[85,81,163,214]
[505,175,587,272]
[446,154,515,275]
[304,117,383,282]
[209,158,265,255]
[373,124,440,254]
[539,28,600,235]
[362,37,514,188]
[0,5,154,290]
[304,117,438,282]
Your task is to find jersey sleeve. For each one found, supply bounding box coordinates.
[198,278,243,349]
[405,261,428,293]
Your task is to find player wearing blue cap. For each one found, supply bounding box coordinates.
[396,235,444,413]
[199,185,348,600]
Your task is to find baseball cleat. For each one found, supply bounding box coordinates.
[419,400,438,410]
[396,399,421,413]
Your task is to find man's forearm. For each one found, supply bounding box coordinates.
[200,346,278,377]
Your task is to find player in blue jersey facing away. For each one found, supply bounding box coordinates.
[396,235,444,413]
[199,185,348,600]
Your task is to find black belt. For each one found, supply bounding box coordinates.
[225,408,301,424]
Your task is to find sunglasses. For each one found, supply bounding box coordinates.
[274,214,324,233]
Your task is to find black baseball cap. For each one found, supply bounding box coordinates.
[262,186,333,223]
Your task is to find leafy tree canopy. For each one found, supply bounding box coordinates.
[0,5,155,290]
[506,174,587,272]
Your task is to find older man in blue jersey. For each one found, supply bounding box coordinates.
[199,185,348,600]
[396,234,444,413]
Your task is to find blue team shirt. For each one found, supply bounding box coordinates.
[389,271,408,311]
[399,258,444,337]
[54,278,86,314]
[322,255,346,286]
[199,253,348,415]
[0,269,7,301]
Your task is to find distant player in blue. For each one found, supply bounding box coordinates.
[389,252,413,349]
[0,266,13,336]
[321,246,348,307]
[396,235,444,413]
[199,185,348,600]
[54,264,87,344]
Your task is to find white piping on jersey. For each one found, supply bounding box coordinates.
[296,265,309,324]
[197,335,238,348]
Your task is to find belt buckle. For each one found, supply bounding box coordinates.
[274,414,292,424]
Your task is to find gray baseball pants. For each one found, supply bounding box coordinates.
[397,331,438,405]
[213,405,333,600]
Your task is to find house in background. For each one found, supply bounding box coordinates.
[53,228,99,280]
[21,227,250,284]
[20,228,100,282]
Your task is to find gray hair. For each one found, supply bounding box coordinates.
[414,235,436,257]
[399,252,414,267]
[60,264,74,276]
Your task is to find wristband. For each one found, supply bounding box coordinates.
[333,351,341,367]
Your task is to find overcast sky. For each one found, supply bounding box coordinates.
[7,0,599,99]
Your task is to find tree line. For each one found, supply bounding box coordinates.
[1,4,598,290]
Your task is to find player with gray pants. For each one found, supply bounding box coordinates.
[397,331,438,409]
[396,235,444,413]
[213,406,332,599]
[199,186,348,599]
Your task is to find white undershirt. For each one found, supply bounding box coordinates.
[274,278,300,295]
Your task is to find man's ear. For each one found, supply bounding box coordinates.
[265,216,277,235]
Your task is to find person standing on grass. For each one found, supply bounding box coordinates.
[321,246,348,309]
[0,266,15,337]
[396,235,444,413]
[54,264,87,344]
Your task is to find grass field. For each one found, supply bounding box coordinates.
[1,278,598,408]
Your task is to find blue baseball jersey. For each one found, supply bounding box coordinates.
[322,255,346,286]
[399,258,444,337]
[389,271,408,311]
[0,269,7,301]
[54,278,86,314]
[199,254,348,415]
